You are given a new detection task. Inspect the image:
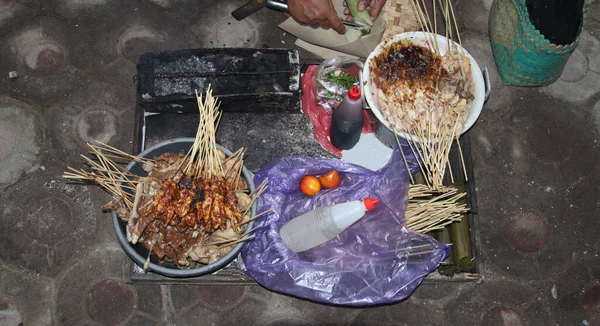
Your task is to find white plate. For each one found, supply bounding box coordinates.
[362,32,485,143]
[341,133,393,171]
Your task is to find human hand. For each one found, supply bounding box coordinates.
[287,0,346,34]
[343,0,386,21]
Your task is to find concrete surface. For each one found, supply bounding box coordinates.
[0,0,599,325]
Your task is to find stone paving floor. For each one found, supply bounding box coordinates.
[1,0,600,325]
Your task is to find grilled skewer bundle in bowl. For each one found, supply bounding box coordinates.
[64,87,268,277]
[364,33,485,145]
[363,0,485,191]
[358,0,480,239]
[111,140,260,277]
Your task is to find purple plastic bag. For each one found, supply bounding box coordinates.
[240,143,450,306]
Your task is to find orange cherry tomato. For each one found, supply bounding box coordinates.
[299,175,321,196]
[319,170,341,189]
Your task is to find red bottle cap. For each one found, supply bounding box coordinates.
[347,86,361,101]
[363,197,380,211]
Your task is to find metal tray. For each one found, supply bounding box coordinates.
[126,58,485,285]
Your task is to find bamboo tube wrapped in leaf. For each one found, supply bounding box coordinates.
[430,227,454,264]
[430,226,462,277]
[449,182,474,272]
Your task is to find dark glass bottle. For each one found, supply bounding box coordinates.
[330,86,364,150]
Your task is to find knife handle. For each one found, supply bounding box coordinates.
[232,0,267,21]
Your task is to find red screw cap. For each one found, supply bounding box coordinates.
[347,86,361,101]
[363,197,380,211]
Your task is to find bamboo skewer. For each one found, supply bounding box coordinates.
[445,0,453,51]
[409,139,432,188]
[418,0,440,54]
[433,0,437,35]
[456,139,468,181]
[239,225,261,239]
[92,146,134,204]
[63,170,134,208]
[92,142,156,165]
[239,208,275,227]
[233,148,247,190]
[242,180,269,218]
[446,0,462,49]
[392,126,415,184]
[64,161,134,197]
[248,179,268,198]
[410,0,436,53]
[397,243,435,252]
[80,155,138,179]
[216,236,255,249]
[205,235,255,247]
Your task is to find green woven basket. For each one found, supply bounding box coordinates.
[489,0,587,86]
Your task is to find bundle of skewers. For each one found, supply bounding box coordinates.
[403,0,471,187]
[371,0,475,273]
[370,0,473,190]
[364,0,471,236]
[405,184,468,234]
[64,86,268,270]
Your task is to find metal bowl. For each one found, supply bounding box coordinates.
[111,138,256,278]
[362,31,486,144]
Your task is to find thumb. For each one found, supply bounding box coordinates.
[327,6,346,34]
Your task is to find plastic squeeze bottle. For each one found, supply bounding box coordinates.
[330,86,364,150]
[279,198,380,253]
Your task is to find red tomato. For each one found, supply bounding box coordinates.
[319,170,340,189]
[300,175,321,196]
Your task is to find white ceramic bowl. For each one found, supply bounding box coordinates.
[362,31,485,143]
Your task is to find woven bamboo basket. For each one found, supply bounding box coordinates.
[489,0,589,86]
[382,0,421,40]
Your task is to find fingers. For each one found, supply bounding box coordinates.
[368,3,384,20]
[357,0,371,11]
[368,0,386,20]
[343,7,351,22]
[292,0,348,34]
